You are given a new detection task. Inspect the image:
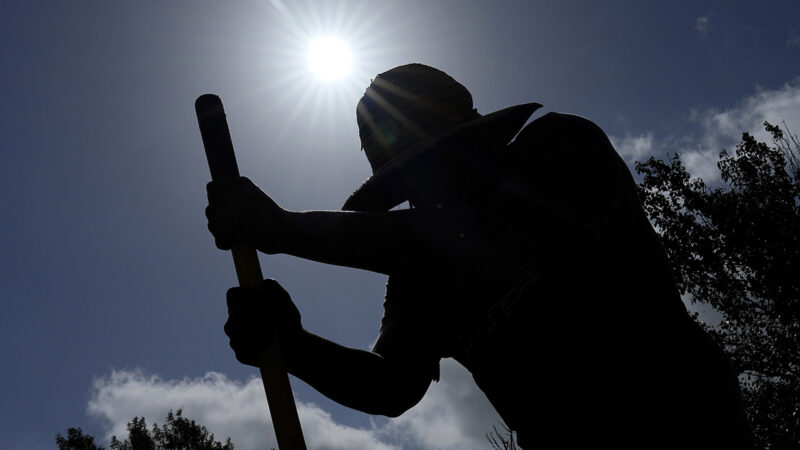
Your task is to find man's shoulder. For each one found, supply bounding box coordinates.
[506,110,626,177]
[499,110,637,238]
[512,111,611,150]
[528,111,600,127]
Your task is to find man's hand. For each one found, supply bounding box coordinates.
[224,279,302,367]
[206,176,288,254]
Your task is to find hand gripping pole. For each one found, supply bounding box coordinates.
[196,94,306,450]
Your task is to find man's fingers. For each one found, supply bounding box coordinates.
[205,181,255,250]
[229,331,259,366]
[233,344,262,367]
[208,218,232,250]
[214,238,231,251]
[226,315,273,367]
[226,315,271,342]
[223,318,234,338]
[226,286,250,310]
[206,176,254,201]
[207,176,244,197]
[207,199,236,249]
[226,287,271,321]
[224,280,299,368]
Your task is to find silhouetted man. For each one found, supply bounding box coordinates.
[206,64,753,448]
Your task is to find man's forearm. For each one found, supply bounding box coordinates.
[275,208,496,276]
[278,210,421,274]
[284,330,430,417]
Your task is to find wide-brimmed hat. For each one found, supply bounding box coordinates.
[342,63,541,211]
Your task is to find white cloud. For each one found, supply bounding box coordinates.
[88,370,398,450]
[609,132,655,163]
[694,81,800,149]
[681,79,800,180]
[87,360,503,450]
[612,79,800,181]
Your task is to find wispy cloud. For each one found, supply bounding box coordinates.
[787,31,800,48]
[611,79,800,181]
[695,16,711,34]
[87,360,501,450]
[680,79,800,179]
[609,132,655,163]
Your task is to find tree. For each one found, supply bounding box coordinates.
[635,121,800,450]
[55,427,105,450]
[487,423,518,450]
[56,409,234,450]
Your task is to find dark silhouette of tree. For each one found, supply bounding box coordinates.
[487,423,518,450]
[635,121,800,450]
[56,409,234,450]
[55,427,105,450]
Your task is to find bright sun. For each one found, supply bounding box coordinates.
[307,36,353,82]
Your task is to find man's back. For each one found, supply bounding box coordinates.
[459,112,753,448]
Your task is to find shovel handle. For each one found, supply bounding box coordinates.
[196,94,306,450]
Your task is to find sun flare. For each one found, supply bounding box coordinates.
[307,36,353,82]
[255,2,381,142]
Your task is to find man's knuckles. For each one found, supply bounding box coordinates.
[257,279,291,298]
[206,176,250,196]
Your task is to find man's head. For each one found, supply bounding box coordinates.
[356,64,478,175]
[343,64,541,212]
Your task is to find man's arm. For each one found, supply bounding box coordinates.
[277,208,486,276]
[226,279,437,417]
[206,177,509,277]
[286,330,435,417]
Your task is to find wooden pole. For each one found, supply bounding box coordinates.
[195,94,307,450]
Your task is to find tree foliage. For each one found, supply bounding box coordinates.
[56,409,234,450]
[635,121,800,450]
[55,427,106,450]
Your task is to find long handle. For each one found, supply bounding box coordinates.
[196,94,307,450]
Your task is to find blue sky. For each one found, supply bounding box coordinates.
[2,1,800,449]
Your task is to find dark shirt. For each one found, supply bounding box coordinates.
[376,112,752,449]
